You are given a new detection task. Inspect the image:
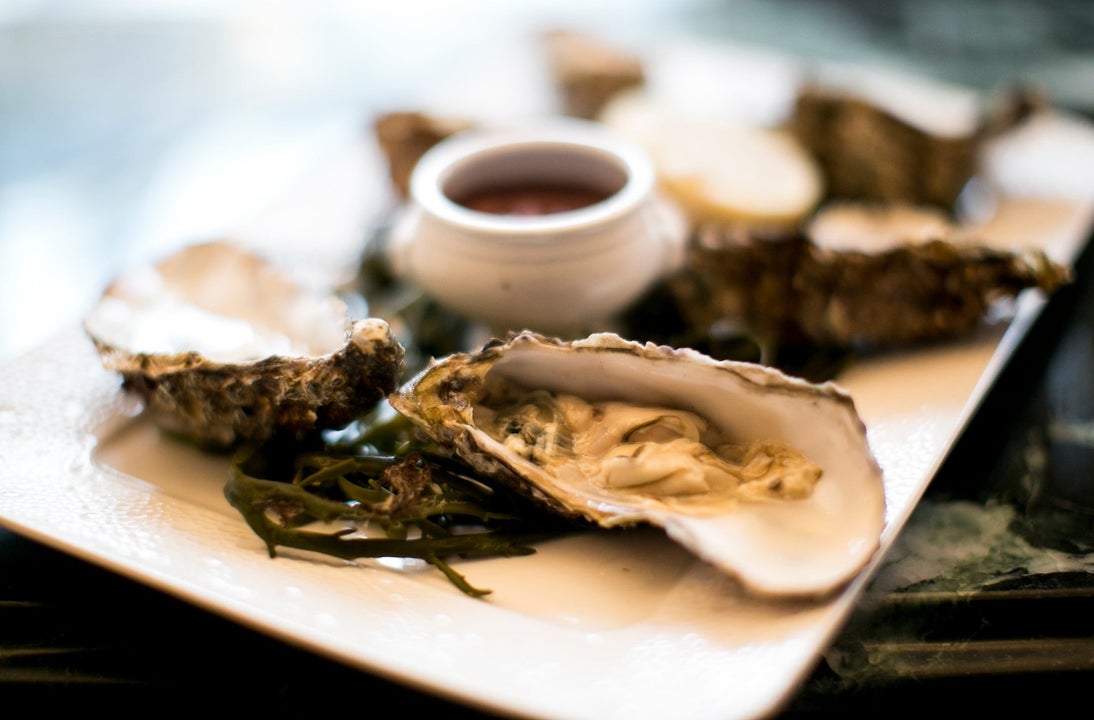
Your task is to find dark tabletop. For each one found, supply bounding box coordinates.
[3,1,1093,716]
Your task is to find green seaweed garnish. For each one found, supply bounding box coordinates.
[224,403,572,597]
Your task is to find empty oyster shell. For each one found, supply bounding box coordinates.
[390,331,886,598]
[85,240,405,448]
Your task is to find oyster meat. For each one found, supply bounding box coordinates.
[85,240,405,448]
[390,331,886,598]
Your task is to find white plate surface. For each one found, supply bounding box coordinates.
[2,42,1094,720]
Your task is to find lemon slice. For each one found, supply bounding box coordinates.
[599,90,824,228]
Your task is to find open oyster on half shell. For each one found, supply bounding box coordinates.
[85,240,405,449]
[390,331,886,598]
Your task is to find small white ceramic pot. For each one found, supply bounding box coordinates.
[387,117,688,337]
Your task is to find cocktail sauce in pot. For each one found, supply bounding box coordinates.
[388,118,688,336]
[451,183,613,216]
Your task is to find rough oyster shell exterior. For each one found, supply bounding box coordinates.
[85,240,405,448]
[670,223,1071,349]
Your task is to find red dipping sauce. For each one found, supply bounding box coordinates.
[451,183,613,216]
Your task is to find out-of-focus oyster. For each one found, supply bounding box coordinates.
[669,217,1071,352]
[790,77,1043,213]
[373,111,474,198]
[85,240,405,449]
[390,330,886,598]
[790,77,983,212]
[542,28,646,120]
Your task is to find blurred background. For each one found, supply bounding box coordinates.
[3,0,1094,361]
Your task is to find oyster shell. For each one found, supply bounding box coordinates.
[790,78,1041,213]
[669,219,1071,351]
[374,111,473,198]
[790,79,982,211]
[390,331,886,598]
[542,28,646,120]
[85,240,405,448]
